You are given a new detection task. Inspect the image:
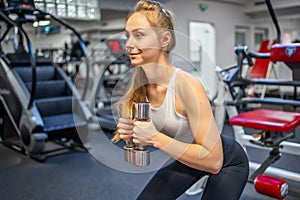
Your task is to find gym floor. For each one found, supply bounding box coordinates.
[1,123,300,200]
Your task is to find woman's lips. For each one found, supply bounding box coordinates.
[128,52,140,58]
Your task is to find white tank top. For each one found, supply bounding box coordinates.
[150,68,194,143]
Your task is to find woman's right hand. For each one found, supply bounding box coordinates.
[117,118,134,140]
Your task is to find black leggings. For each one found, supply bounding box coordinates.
[137,135,249,200]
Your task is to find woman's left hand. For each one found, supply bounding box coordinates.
[132,119,158,146]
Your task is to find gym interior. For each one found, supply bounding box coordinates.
[1,0,300,199]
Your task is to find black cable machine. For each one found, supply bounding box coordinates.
[218,0,300,194]
[92,38,133,133]
[221,0,300,109]
[0,0,93,161]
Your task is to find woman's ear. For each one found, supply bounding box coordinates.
[161,31,172,50]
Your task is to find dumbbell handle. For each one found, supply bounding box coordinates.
[126,138,135,147]
[132,102,150,121]
[124,102,150,148]
[132,102,150,149]
[123,102,151,166]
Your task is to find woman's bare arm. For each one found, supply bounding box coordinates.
[149,70,223,174]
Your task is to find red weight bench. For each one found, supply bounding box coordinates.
[230,109,300,182]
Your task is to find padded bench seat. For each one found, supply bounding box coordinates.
[230,108,300,182]
[230,109,300,132]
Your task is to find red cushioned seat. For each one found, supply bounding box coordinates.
[230,109,300,132]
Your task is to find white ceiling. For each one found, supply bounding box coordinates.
[203,0,249,5]
[99,0,170,21]
[98,0,248,21]
[99,0,170,11]
[98,0,300,21]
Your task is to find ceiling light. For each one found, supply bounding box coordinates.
[33,20,51,27]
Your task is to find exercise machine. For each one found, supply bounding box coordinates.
[219,0,300,199]
[91,38,132,132]
[0,0,93,161]
[219,0,300,198]
[224,44,300,180]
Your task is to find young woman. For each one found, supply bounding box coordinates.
[115,0,249,199]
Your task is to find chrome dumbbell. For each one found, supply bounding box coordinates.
[132,102,150,167]
[123,102,150,167]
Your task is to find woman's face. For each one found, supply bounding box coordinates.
[125,12,162,66]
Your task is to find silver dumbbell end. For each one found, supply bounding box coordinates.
[133,147,150,167]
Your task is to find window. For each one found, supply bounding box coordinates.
[235,27,249,46]
[235,32,246,46]
[34,0,100,20]
[254,28,268,50]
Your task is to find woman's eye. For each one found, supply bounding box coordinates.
[135,33,143,38]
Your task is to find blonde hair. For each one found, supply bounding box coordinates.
[114,0,176,119]
[128,0,176,52]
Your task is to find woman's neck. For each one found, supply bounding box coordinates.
[141,56,175,86]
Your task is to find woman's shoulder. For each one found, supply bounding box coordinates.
[176,68,203,88]
[175,68,207,98]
